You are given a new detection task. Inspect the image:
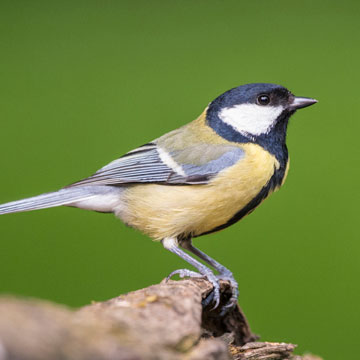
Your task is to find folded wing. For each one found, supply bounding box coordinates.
[67,142,245,187]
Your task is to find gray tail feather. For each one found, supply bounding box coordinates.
[0,188,97,215]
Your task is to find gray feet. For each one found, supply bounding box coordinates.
[216,271,239,314]
[162,237,238,313]
[166,269,202,279]
[182,240,239,312]
[213,265,239,310]
[166,268,221,309]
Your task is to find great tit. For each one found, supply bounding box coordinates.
[0,83,317,309]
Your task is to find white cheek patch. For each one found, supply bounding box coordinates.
[218,103,284,136]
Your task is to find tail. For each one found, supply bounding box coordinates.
[0,187,100,215]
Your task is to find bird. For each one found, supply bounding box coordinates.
[0,83,317,310]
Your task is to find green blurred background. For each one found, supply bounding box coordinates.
[0,1,358,358]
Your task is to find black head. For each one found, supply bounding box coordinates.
[206,83,317,151]
[209,83,296,110]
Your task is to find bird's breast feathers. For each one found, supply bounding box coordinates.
[117,142,285,240]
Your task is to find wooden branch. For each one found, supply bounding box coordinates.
[0,278,321,360]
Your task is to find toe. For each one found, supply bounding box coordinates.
[166,268,203,281]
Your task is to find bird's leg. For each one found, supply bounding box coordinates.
[162,237,221,309]
[181,239,239,312]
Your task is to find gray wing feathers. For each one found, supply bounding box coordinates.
[68,147,174,186]
[68,144,245,187]
[181,148,244,176]
[168,146,245,183]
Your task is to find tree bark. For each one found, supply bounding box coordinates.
[0,278,321,360]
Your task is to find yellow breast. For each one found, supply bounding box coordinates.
[116,143,279,241]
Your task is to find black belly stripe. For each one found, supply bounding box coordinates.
[194,160,288,237]
[187,103,291,238]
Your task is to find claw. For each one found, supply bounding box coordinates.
[210,292,220,310]
[216,272,239,313]
[166,268,221,310]
[201,271,221,310]
[166,269,238,313]
[202,291,214,307]
[219,297,238,316]
[166,269,203,281]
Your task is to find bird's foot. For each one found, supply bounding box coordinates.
[166,268,221,309]
[216,269,239,315]
[166,268,203,280]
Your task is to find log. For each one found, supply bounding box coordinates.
[0,278,321,360]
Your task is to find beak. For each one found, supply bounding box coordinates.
[289,96,318,110]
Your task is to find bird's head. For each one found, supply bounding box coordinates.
[206,83,317,142]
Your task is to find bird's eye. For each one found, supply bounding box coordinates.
[257,94,270,105]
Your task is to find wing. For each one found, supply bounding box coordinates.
[67,142,245,187]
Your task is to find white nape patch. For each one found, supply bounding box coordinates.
[218,103,284,136]
[157,147,186,176]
